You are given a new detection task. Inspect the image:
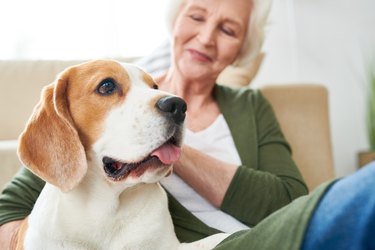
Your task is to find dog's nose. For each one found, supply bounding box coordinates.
[156,96,187,124]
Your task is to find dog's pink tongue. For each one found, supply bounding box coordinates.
[151,144,181,165]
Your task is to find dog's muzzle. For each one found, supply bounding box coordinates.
[102,96,186,182]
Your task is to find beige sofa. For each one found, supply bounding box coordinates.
[0,60,335,191]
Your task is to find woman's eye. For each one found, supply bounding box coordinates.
[96,78,117,96]
[221,26,236,37]
[190,14,204,22]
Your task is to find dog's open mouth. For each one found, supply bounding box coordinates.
[103,137,181,181]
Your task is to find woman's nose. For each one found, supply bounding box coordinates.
[197,23,216,46]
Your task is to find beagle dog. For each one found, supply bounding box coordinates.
[15,60,228,249]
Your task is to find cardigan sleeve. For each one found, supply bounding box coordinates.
[0,167,44,225]
[219,88,308,227]
[216,182,331,250]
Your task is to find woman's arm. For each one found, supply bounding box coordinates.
[0,168,44,226]
[0,168,44,249]
[173,145,237,208]
[174,141,307,227]
[0,168,44,247]
[0,220,23,249]
[221,90,308,226]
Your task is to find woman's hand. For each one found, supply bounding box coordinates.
[0,220,23,249]
[173,144,237,208]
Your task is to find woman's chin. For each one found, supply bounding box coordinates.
[178,61,218,82]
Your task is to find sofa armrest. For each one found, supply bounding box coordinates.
[0,140,22,189]
[260,84,335,191]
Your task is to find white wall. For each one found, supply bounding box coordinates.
[0,0,169,59]
[252,0,375,177]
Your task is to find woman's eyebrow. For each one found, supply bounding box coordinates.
[186,4,245,31]
[185,5,206,13]
[223,17,240,25]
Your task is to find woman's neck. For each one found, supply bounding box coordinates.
[156,68,220,132]
[157,68,216,112]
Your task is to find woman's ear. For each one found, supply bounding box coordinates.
[18,69,87,192]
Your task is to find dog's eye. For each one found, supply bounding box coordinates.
[97,78,117,96]
[152,84,158,90]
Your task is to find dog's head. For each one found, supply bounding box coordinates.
[18,60,186,192]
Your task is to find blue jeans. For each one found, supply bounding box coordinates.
[302,161,375,250]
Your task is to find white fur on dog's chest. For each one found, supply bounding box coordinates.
[25,180,180,250]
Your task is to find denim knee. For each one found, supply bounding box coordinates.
[302,161,375,250]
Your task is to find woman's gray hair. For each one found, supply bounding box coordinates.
[165,0,272,67]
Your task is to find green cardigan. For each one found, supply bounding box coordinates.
[0,84,316,249]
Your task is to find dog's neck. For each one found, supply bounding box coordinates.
[26,160,179,249]
[59,159,165,218]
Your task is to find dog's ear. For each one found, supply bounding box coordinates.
[18,68,87,192]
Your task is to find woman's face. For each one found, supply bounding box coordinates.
[172,0,251,81]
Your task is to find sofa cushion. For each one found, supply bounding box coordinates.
[0,60,83,140]
[0,140,21,189]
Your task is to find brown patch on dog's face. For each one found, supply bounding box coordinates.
[142,72,158,89]
[66,60,131,150]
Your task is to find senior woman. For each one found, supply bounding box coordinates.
[0,0,308,247]
[156,0,308,236]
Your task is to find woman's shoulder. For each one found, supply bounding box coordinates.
[214,84,266,106]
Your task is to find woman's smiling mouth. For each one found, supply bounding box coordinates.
[187,49,213,63]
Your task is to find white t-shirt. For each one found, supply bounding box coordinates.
[161,114,250,233]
